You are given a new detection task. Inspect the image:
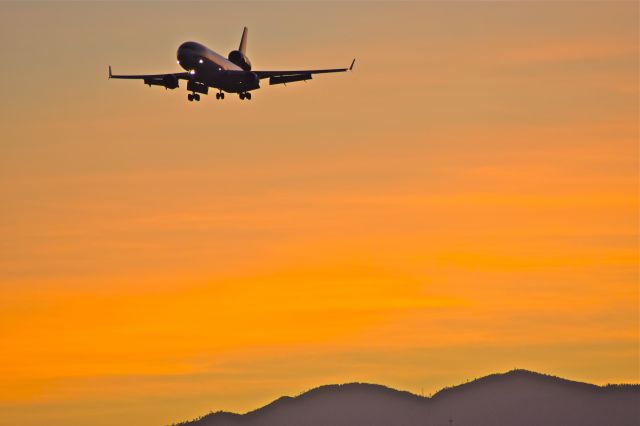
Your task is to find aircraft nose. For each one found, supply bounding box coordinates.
[176,44,193,68]
[177,42,204,71]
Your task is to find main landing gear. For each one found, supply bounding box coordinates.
[186,91,250,102]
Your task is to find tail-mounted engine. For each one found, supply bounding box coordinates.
[228,50,252,71]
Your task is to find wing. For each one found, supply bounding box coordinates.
[255,59,355,85]
[108,66,189,89]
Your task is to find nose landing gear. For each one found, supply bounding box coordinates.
[239,92,252,101]
[215,91,225,100]
[188,93,201,102]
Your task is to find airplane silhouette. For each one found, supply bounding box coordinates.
[109,27,355,102]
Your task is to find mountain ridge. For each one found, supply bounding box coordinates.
[173,369,639,426]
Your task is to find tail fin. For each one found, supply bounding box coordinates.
[239,27,248,54]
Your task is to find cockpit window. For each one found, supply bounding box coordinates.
[180,42,200,50]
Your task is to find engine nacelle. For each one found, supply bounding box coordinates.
[143,75,179,89]
[162,74,179,89]
[228,50,252,71]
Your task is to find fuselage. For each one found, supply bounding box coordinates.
[176,41,259,93]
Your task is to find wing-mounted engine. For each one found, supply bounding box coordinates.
[228,50,252,71]
[143,74,179,89]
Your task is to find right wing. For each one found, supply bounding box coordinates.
[254,59,355,85]
[108,66,190,89]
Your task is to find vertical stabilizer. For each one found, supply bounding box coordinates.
[239,27,248,54]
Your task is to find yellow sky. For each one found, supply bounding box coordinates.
[0,2,638,425]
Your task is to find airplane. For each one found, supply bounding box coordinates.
[109,27,355,102]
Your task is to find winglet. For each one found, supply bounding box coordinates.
[108,65,112,79]
[349,58,356,71]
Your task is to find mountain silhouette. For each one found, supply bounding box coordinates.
[173,370,639,426]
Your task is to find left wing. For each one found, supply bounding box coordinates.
[108,66,190,89]
[255,59,355,85]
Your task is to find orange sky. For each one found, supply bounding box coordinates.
[0,2,638,425]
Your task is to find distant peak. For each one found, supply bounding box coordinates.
[248,382,423,415]
[430,368,605,401]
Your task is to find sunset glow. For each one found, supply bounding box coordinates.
[0,2,638,425]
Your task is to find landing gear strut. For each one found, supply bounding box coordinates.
[239,92,252,101]
[188,93,200,102]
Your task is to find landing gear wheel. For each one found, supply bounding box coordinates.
[187,94,194,102]
[216,93,220,100]
[221,92,225,99]
[239,93,246,100]
[194,94,200,102]
[245,92,252,100]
